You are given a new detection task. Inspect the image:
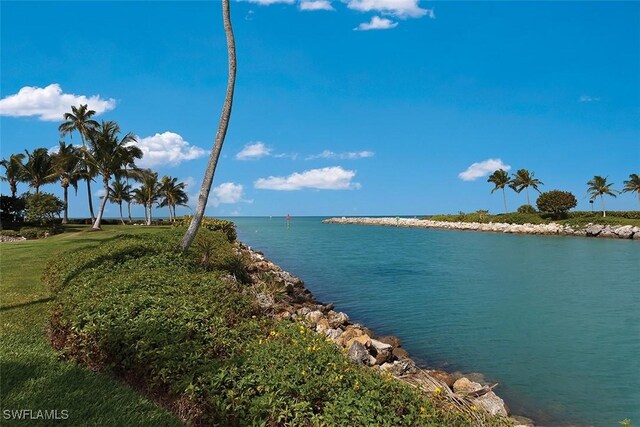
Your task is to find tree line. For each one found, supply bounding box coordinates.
[487,168,640,217]
[1,104,189,228]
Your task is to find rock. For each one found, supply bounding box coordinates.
[328,311,349,328]
[297,307,311,316]
[347,341,370,365]
[473,391,509,417]
[510,415,535,426]
[453,377,483,394]
[346,335,371,349]
[369,339,393,365]
[380,359,418,376]
[337,327,365,347]
[634,230,640,240]
[585,224,604,236]
[305,310,324,326]
[323,328,343,340]
[377,336,402,348]
[426,370,455,388]
[614,225,634,239]
[315,318,330,332]
[599,226,616,238]
[392,347,410,360]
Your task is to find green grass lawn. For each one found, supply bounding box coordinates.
[0,225,183,426]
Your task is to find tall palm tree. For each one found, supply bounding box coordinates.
[18,148,57,194]
[83,121,142,230]
[51,141,81,224]
[0,153,26,197]
[132,170,160,226]
[487,169,511,213]
[159,175,189,222]
[622,173,640,210]
[587,175,618,217]
[181,0,236,250]
[509,169,544,206]
[59,104,99,221]
[108,179,131,225]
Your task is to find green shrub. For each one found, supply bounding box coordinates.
[24,192,64,225]
[536,190,577,219]
[46,231,475,426]
[0,229,20,237]
[516,204,537,214]
[174,216,237,242]
[19,227,46,239]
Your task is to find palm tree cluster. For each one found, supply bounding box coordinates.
[1,104,189,228]
[487,169,638,216]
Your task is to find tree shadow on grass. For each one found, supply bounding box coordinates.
[0,297,54,312]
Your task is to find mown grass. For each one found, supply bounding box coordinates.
[0,225,182,426]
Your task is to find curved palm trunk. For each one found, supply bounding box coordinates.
[93,178,110,230]
[525,187,530,206]
[181,0,236,250]
[600,195,606,217]
[118,202,125,225]
[146,202,152,226]
[62,184,69,224]
[10,181,17,198]
[86,180,95,222]
[501,187,507,213]
[127,201,132,223]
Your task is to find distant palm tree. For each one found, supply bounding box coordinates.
[51,142,81,224]
[83,121,142,229]
[0,153,26,197]
[59,104,99,221]
[159,175,189,222]
[108,179,132,225]
[509,169,544,206]
[181,0,236,250]
[487,169,511,213]
[132,170,160,226]
[18,148,57,194]
[587,175,618,217]
[622,173,640,210]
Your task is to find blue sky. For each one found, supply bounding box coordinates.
[1,0,639,217]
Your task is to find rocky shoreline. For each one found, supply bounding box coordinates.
[238,242,535,426]
[323,217,640,240]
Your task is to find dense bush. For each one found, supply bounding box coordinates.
[18,225,63,240]
[516,204,537,214]
[0,229,20,237]
[45,231,473,426]
[0,195,26,223]
[536,190,577,218]
[24,193,64,225]
[174,216,237,242]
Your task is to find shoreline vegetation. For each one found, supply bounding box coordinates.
[2,224,532,426]
[323,215,640,240]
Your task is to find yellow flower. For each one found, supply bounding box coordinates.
[470,405,477,411]
[420,407,426,413]
[433,387,442,394]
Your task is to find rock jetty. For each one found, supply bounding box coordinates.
[237,242,534,426]
[323,217,640,240]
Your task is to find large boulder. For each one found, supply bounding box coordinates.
[473,391,509,417]
[614,225,635,239]
[305,310,324,326]
[453,377,483,394]
[585,224,604,236]
[426,370,456,388]
[347,341,370,365]
[392,347,410,360]
[376,336,402,348]
[327,311,349,328]
[369,339,393,365]
[599,226,617,238]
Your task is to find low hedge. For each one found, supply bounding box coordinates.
[45,230,472,426]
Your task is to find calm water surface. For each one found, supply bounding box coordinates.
[230,217,640,426]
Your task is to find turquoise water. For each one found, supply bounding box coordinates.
[231,217,640,426]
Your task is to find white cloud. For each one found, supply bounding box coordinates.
[344,0,428,18]
[211,182,253,207]
[307,150,374,160]
[355,16,397,31]
[245,0,295,4]
[579,95,600,103]
[235,141,272,160]
[300,0,334,11]
[182,176,196,191]
[255,166,361,190]
[0,83,116,122]
[133,132,207,168]
[94,188,107,198]
[458,158,511,182]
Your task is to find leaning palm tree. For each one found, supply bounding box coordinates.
[181,0,236,250]
[83,121,142,230]
[587,175,618,217]
[159,175,189,222]
[509,169,544,206]
[487,169,511,213]
[51,141,81,224]
[108,179,132,225]
[622,173,640,210]
[0,153,26,197]
[18,148,57,194]
[59,104,99,221]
